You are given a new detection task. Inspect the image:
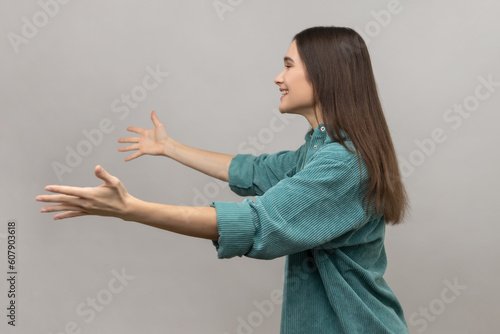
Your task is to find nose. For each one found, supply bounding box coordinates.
[274,69,284,86]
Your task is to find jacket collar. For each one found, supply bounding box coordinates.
[304,124,348,143]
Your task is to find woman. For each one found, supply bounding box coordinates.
[36,26,410,333]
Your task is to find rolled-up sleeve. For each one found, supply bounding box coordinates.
[211,150,372,260]
[228,146,305,197]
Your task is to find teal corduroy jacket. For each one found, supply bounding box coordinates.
[210,124,408,334]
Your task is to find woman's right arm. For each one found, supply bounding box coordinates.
[118,110,233,182]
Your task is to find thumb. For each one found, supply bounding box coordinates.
[151,110,162,127]
[94,165,117,185]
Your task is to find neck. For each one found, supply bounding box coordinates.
[304,107,323,129]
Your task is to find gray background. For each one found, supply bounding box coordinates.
[1,0,499,333]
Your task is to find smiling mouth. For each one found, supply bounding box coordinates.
[281,90,289,96]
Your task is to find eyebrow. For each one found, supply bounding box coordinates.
[284,56,295,63]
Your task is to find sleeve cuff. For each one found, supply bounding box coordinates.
[210,200,255,259]
[228,154,257,196]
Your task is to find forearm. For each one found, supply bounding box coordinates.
[164,139,234,182]
[121,196,219,240]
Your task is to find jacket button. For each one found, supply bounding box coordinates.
[320,126,325,131]
[313,145,317,149]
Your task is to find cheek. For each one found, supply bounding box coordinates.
[295,79,314,101]
[284,70,298,86]
[284,72,314,102]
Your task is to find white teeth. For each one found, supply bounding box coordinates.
[281,90,289,95]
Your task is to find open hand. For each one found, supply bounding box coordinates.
[118,110,170,162]
[36,165,133,220]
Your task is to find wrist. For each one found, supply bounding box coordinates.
[119,194,143,222]
[162,138,177,158]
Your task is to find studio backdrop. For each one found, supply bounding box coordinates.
[1,0,499,333]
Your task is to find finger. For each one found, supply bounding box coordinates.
[124,151,143,162]
[44,185,88,198]
[40,203,83,213]
[118,137,139,143]
[118,144,140,152]
[36,194,83,205]
[53,211,87,220]
[151,110,162,127]
[126,126,144,134]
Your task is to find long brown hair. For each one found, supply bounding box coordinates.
[293,26,409,225]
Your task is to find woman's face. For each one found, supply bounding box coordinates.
[274,40,317,120]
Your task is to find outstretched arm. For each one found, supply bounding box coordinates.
[118,110,234,182]
[35,165,219,240]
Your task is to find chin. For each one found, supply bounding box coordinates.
[279,104,293,114]
[279,106,299,116]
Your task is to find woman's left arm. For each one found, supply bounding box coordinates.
[35,165,219,240]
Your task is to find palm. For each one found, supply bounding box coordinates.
[118,110,170,161]
[139,125,168,155]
